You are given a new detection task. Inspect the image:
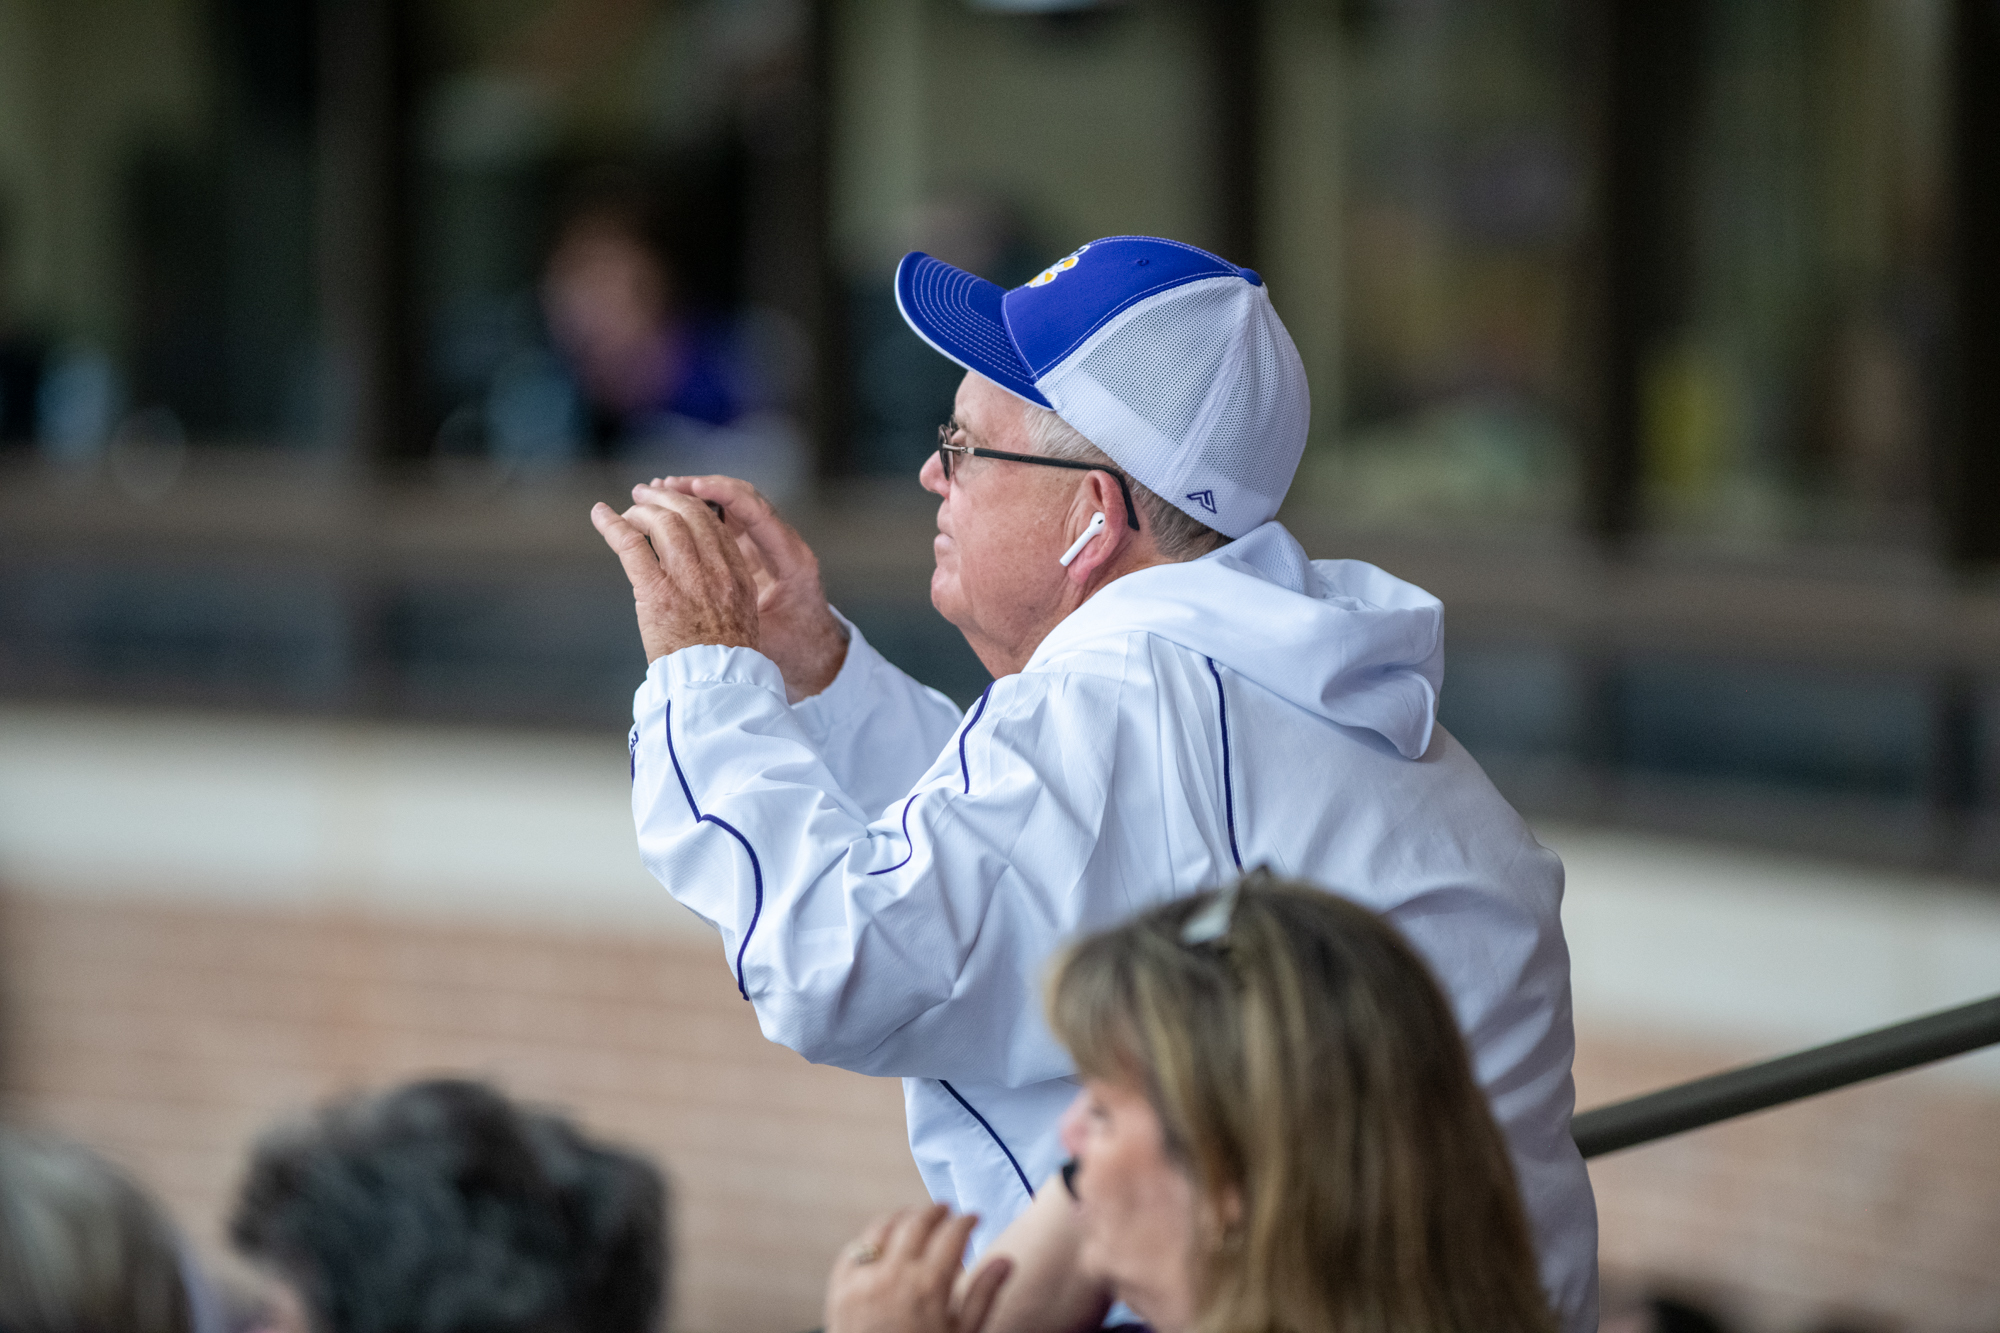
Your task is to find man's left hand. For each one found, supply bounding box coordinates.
[592,491,761,663]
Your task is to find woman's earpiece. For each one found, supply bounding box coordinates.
[1058,512,1108,568]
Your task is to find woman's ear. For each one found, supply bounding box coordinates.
[1209,1180,1245,1245]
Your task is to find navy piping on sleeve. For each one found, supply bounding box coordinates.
[939,1079,1036,1200]
[664,701,766,1001]
[868,793,921,877]
[958,683,993,793]
[1205,657,1243,872]
[871,687,998,877]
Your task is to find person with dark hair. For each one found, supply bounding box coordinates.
[825,873,1555,1333]
[537,183,801,492]
[543,195,739,439]
[231,1078,669,1333]
[0,1122,205,1333]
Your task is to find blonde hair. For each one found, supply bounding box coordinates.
[1046,873,1556,1333]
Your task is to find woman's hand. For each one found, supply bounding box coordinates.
[825,1204,1011,1333]
[957,1173,1113,1333]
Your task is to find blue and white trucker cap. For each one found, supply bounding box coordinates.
[895,235,1308,539]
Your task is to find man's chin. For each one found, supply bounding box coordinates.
[928,570,966,627]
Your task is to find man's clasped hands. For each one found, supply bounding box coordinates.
[590,476,849,703]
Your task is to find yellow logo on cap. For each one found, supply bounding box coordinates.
[1027,244,1090,288]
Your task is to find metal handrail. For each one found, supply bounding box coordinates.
[1572,993,2000,1159]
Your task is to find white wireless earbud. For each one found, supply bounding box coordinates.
[1058,512,1108,568]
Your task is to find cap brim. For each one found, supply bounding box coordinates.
[894,252,1052,408]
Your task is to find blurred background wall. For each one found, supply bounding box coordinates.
[1,1,1997,1330]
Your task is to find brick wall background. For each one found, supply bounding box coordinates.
[5,887,1998,1333]
[0,890,928,1333]
[1577,1031,2000,1333]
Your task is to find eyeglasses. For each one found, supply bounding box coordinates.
[1179,881,1240,947]
[936,419,1143,532]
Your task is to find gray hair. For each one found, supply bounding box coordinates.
[1021,404,1227,562]
[0,1124,193,1333]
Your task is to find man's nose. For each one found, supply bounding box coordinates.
[919,447,948,498]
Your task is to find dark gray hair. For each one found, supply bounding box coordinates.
[232,1078,669,1333]
[1021,404,1228,562]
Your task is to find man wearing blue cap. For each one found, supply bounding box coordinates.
[592,236,1596,1331]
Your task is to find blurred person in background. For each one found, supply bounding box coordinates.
[1598,1293,1738,1333]
[539,182,803,496]
[0,194,48,448]
[230,1078,668,1333]
[823,875,1555,1333]
[594,234,1595,1331]
[0,1121,226,1333]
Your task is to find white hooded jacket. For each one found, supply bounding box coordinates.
[630,520,1597,1331]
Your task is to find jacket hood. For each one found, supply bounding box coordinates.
[1028,521,1444,759]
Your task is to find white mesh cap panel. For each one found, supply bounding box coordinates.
[1037,277,1308,539]
[1189,290,1310,511]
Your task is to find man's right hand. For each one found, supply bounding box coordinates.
[634,476,849,703]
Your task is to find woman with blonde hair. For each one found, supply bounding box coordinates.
[825,871,1557,1333]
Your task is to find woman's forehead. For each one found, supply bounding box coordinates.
[1082,1074,1152,1108]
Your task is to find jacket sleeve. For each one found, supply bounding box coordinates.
[631,642,1121,1087]
[785,609,967,815]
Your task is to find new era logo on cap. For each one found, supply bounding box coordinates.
[894,235,1309,539]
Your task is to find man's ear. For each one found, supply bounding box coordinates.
[1061,470,1137,588]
